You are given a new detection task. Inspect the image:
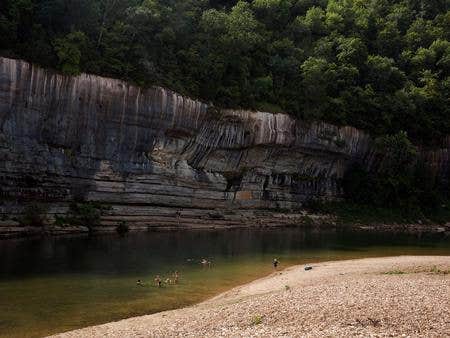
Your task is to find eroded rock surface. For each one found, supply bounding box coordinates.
[0,57,446,235]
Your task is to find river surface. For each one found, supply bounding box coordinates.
[1,228,449,337]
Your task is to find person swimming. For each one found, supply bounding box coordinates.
[201,258,212,268]
[136,279,144,286]
[154,275,162,287]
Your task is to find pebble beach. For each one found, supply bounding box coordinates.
[53,256,450,338]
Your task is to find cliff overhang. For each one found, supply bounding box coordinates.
[0,57,448,235]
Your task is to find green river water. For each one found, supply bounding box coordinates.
[0,228,449,337]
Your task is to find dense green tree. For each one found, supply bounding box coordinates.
[365,55,406,92]
[336,36,367,65]
[0,0,449,146]
[252,0,293,29]
[376,21,403,58]
[54,31,88,75]
[343,131,429,211]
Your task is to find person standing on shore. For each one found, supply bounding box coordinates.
[273,258,279,269]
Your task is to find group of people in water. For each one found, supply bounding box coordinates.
[200,258,212,268]
[136,258,213,288]
[136,258,280,288]
[136,271,179,288]
[154,271,180,287]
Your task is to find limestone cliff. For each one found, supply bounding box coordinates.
[0,57,446,235]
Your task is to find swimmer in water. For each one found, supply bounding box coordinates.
[136,279,144,286]
[201,259,211,268]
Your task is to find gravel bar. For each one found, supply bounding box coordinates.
[52,256,450,338]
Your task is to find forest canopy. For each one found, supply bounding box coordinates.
[1,0,449,145]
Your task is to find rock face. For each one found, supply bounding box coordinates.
[0,57,445,235]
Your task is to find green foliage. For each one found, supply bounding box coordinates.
[344,132,416,208]
[70,202,102,228]
[300,56,336,118]
[53,215,66,227]
[365,55,406,92]
[1,0,448,145]
[250,315,264,325]
[306,200,420,225]
[384,266,450,275]
[1,0,449,212]
[20,203,47,227]
[56,202,108,230]
[428,266,450,275]
[0,0,447,144]
[53,31,88,75]
[336,36,367,65]
[227,1,262,49]
[342,132,448,219]
[375,131,417,175]
[0,0,450,145]
[303,6,326,35]
[384,270,405,275]
[116,221,129,234]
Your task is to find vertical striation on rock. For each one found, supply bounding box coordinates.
[0,57,447,234]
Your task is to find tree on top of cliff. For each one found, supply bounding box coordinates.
[0,0,449,145]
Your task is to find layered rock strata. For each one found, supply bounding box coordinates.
[0,57,446,235]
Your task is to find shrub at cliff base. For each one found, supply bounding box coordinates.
[54,202,108,231]
[116,221,129,234]
[19,204,48,227]
[340,132,448,223]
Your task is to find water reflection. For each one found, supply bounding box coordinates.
[0,229,449,337]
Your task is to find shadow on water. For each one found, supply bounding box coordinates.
[0,228,449,337]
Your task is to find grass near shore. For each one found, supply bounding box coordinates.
[307,201,450,226]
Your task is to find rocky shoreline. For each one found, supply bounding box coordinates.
[1,213,450,239]
[52,256,450,338]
